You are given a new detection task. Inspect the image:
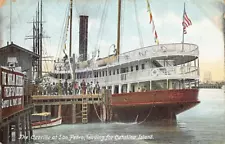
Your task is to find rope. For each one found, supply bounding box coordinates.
[137,94,155,124]
[93,103,103,122]
[133,0,144,47]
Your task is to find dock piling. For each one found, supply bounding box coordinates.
[72,104,76,123]
[15,117,21,144]
[2,125,9,144]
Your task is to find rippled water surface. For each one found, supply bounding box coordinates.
[27,89,225,144]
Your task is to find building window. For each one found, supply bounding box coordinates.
[141,64,145,70]
[103,71,104,77]
[106,71,107,76]
[136,65,139,71]
[109,70,111,75]
[99,72,101,77]
[117,69,119,74]
[113,70,115,75]
[131,66,133,72]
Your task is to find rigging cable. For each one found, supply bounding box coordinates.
[94,0,109,56]
[4,0,39,42]
[55,3,70,59]
[60,5,70,58]
[133,0,144,47]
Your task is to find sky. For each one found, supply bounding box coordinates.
[0,0,224,81]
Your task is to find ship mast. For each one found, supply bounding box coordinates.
[40,0,43,78]
[116,0,122,57]
[9,0,12,42]
[69,0,73,57]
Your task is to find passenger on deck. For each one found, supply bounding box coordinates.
[47,83,52,95]
[53,82,57,95]
[58,80,63,95]
[95,82,100,94]
[81,80,86,94]
[87,83,91,94]
[90,81,94,94]
[68,83,72,95]
[74,81,79,95]
[64,79,68,95]
[137,87,141,92]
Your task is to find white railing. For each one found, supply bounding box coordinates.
[75,66,199,86]
[116,43,198,66]
[73,43,199,73]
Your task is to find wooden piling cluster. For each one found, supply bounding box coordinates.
[0,105,33,144]
[32,89,112,124]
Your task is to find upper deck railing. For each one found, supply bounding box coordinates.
[53,43,199,73]
[115,43,198,66]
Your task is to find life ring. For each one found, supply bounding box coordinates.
[151,69,158,77]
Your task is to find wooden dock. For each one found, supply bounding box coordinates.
[32,94,103,105]
[31,90,112,124]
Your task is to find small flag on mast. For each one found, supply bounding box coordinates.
[146,0,153,23]
[146,0,159,45]
[182,3,192,34]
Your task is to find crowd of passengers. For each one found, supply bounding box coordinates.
[38,80,101,95]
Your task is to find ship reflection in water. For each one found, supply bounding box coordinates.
[28,89,225,144]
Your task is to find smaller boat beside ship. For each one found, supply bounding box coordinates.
[31,112,62,129]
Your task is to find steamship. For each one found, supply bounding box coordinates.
[47,0,200,122]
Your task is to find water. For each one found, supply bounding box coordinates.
[28,89,225,144]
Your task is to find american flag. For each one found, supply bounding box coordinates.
[182,5,192,34]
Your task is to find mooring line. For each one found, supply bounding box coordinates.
[93,103,103,122]
[137,94,155,124]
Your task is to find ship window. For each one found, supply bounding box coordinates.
[109,70,111,75]
[103,71,104,76]
[117,69,119,74]
[78,73,81,79]
[136,65,139,70]
[125,67,129,72]
[120,68,125,73]
[68,74,71,79]
[131,66,133,72]
[113,70,115,75]
[142,64,145,70]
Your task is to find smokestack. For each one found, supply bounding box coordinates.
[79,15,88,61]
